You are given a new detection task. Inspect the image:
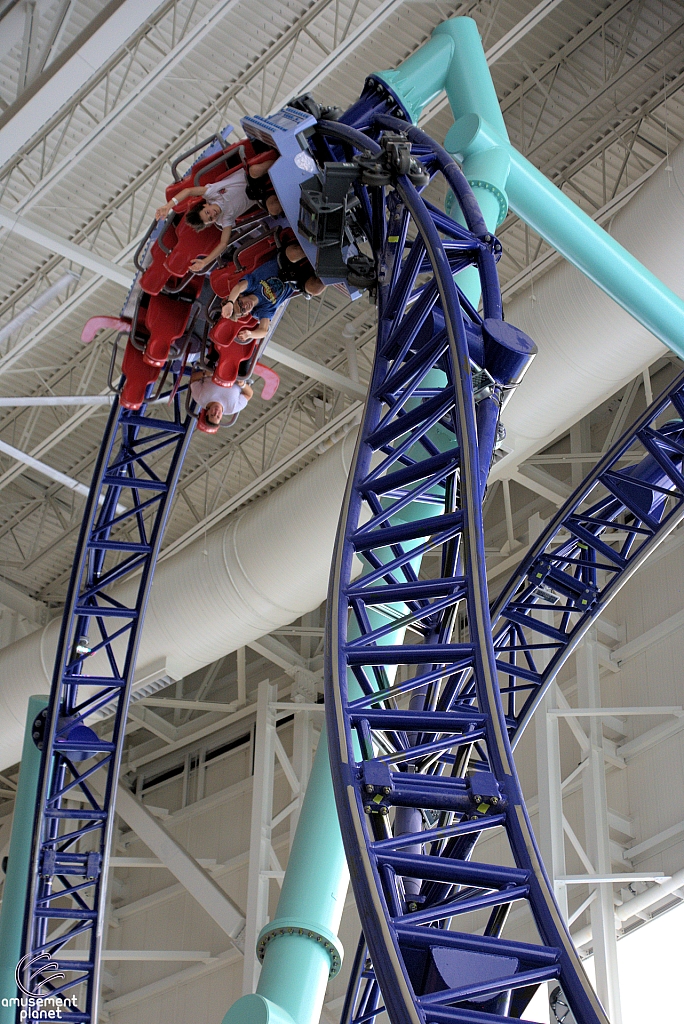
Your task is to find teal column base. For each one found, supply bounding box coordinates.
[0,696,48,1024]
[230,728,347,1024]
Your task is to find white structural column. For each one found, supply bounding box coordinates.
[289,702,313,849]
[0,436,126,514]
[536,680,568,919]
[243,679,278,995]
[530,513,569,919]
[576,630,622,1024]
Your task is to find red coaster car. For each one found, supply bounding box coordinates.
[209,314,260,388]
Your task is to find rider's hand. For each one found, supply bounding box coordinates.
[155,203,172,220]
[189,257,208,273]
[237,329,253,342]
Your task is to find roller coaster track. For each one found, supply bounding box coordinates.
[322,117,684,1024]
[336,362,684,1024]
[16,95,684,1024]
[19,391,194,1023]
[493,368,684,748]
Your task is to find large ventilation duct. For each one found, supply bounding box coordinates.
[0,141,683,770]
[0,431,357,769]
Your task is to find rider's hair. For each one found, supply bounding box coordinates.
[185,201,212,231]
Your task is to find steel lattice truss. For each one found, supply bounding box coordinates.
[324,123,609,1024]
[493,369,684,744]
[21,390,194,1023]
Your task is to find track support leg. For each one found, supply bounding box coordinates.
[577,630,623,1024]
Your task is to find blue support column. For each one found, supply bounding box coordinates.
[0,695,48,1024]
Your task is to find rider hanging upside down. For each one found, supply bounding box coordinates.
[154,158,281,275]
[220,248,324,326]
[190,370,253,433]
[221,257,296,322]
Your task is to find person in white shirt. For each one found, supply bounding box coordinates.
[190,370,253,429]
[155,158,280,274]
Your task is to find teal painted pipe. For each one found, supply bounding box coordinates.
[373,31,455,125]
[378,18,514,304]
[224,729,348,1024]
[0,695,48,1024]
[437,16,684,358]
[376,17,511,238]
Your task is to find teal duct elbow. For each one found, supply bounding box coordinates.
[446,112,684,359]
[375,18,511,234]
[378,17,512,306]
[373,30,455,125]
[0,695,48,1024]
[436,18,511,236]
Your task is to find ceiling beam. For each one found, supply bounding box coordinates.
[0,435,126,513]
[0,0,166,167]
[0,236,139,375]
[0,206,132,286]
[266,342,367,399]
[274,0,406,111]
[113,784,246,947]
[6,0,333,216]
[0,395,113,407]
[157,402,362,565]
[249,635,310,673]
[0,577,47,624]
[101,947,241,1015]
[510,466,572,505]
[418,0,572,125]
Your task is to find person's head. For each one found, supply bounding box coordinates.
[236,292,258,316]
[205,401,224,427]
[197,405,220,433]
[186,200,221,231]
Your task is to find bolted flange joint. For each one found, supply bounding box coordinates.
[257,919,344,978]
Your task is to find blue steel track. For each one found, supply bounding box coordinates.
[322,117,684,1024]
[336,358,684,1024]
[19,390,194,1023]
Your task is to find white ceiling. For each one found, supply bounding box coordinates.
[0,0,681,611]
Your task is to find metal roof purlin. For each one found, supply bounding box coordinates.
[0,0,166,168]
